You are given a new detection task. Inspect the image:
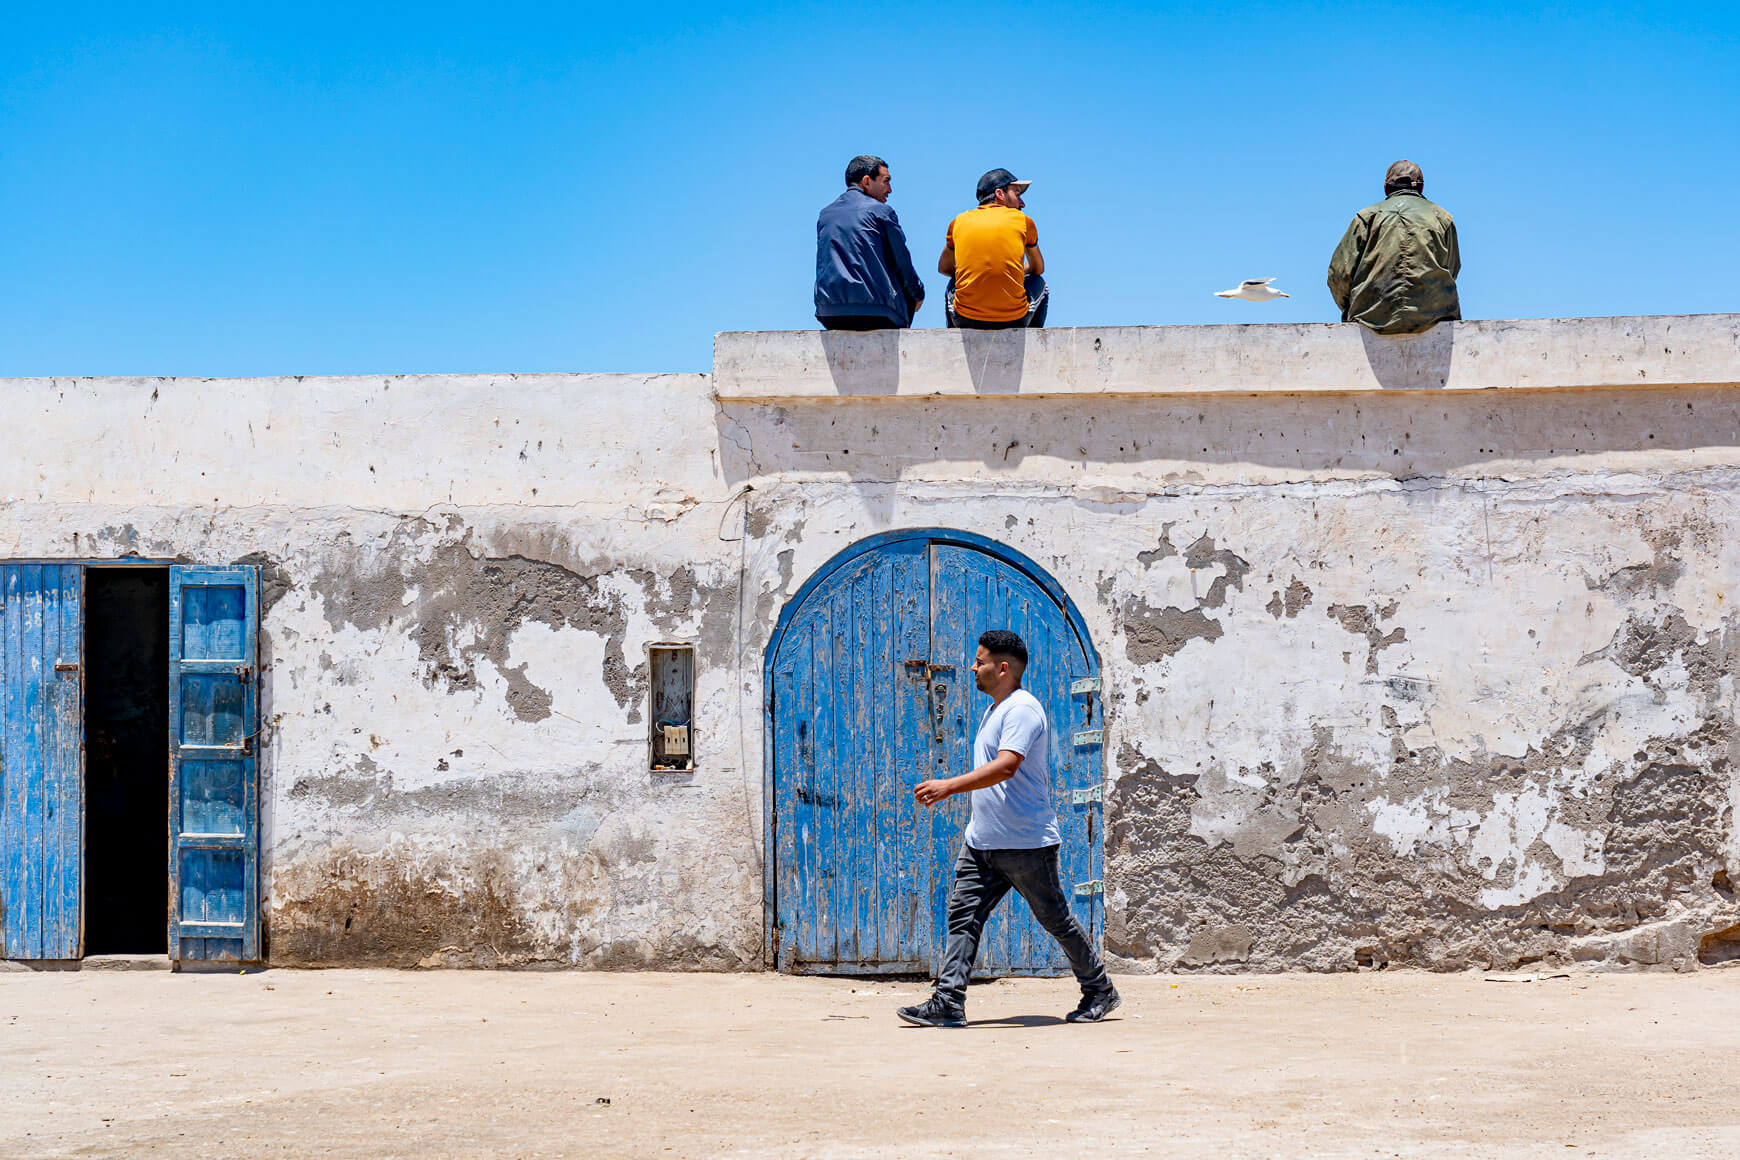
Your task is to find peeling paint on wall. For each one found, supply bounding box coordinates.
[10,326,1740,974]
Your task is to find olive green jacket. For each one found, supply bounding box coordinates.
[1327,190,1460,334]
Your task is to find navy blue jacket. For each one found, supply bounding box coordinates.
[814,189,926,325]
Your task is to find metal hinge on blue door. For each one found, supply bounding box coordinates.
[1074,880,1104,897]
[1071,785,1104,804]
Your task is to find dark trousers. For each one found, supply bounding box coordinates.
[934,843,1110,1004]
[946,274,1049,329]
[819,314,903,331]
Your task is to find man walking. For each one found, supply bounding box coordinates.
[814,154,926,331]
[897,629,1118,1028]
[938,169,1048,328]
[1328,159,1461,334]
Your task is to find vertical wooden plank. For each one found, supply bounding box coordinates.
[845,566,871,967]
[1058,615,1096,963]
[772,624,808,969]
[1046,616,1076,973]
[891,543,932,969]
[1018,585,1043,972]
[927,548,967,973]
[241,571,259,962]
[993,575,1026,973]
[828,573,856,973]
[808,603,835,966]
[868,557,891,965]
[16,565,46,957]
[816,594,842,967]
[803,612,826,968]
[1,566,20,957]
[859,563,881,967]
[165,571,182,957]
[825,574,851,967]
[973,561,1015,976]
[787,618,814,966]
[43,566,82,958]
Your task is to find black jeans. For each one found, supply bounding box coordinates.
[945,274,1050,329]
[934,843,1109,1004]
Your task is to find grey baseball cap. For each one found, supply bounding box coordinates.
[976,168,1032,203]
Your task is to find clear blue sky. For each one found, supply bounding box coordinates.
[3,3,1735,375]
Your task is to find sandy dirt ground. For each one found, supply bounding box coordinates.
[2,966,1738,1159]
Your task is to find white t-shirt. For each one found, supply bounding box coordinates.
[963,688,1060,850]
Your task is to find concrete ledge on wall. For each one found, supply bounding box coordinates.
[712,314,1740,400]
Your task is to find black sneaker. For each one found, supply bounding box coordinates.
[896,994,966,1028]
[1066,986,1122,1023]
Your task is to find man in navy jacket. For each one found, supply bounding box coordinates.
[814,155,926,330]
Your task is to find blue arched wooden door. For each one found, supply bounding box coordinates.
[767,530,1103,975]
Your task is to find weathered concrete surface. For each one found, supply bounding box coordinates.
[715,319,1740,974]
[6,969,1740,1159]
[7,315,1740,973]
[1,373,760,969]
[715,313,1740,398]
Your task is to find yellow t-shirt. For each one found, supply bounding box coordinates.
[945,205,1038,322]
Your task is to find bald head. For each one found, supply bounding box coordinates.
[1385,159,1424,195]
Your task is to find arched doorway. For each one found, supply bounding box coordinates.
[765,530,1103,974]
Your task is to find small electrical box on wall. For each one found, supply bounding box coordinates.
[649,644,695,771]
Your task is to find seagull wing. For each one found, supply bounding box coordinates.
[1240,278,1276,287]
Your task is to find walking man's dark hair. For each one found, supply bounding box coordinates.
[845,154,888,187]
[978,628,1028,674]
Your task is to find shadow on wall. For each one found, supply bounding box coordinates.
[961,331,1025,394]
[821,331,900,396]
[1359,324,1454,390]
[715,382,1740,484]
[821,330,1028,396]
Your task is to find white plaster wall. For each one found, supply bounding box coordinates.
[2,372,763,967]
[6,316,1740,972]
[0,372,721,509]
[719,320,1740,972]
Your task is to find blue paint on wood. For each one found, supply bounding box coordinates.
[44,566,83,957]
[1,564,84,960]
[168,566,259,963]
[769,533,1101,975]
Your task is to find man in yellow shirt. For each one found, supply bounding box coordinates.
[938,169,1048,329]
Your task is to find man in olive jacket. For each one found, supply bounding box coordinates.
[1327,160,1460,334]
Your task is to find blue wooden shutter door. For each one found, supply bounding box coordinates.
[772,536,1102,974]
[1,564,84,960]
[168,566,260,963]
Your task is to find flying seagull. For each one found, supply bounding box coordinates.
[1215,277,1290,302]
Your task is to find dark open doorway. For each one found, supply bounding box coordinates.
[84,566,170,955]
